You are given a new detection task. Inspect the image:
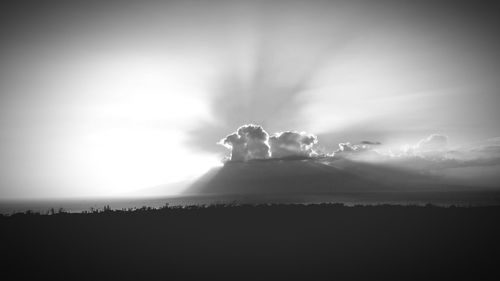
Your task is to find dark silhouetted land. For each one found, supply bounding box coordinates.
[1,204,499,280]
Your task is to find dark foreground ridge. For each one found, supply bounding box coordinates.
[1,204,500,280]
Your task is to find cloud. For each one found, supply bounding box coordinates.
[324,134,500,188]
[219,124,271,161]
[397,134,449,158]
[360,141,381,145]
[220,125,319,161]
[329,142,384,162]
[373,135,500,172]
[414,134,448,152]
[269,131,318,158]
[219,126,500,175]
[329,134,450,164]
[337,142,365,152]
[217,126,500,188]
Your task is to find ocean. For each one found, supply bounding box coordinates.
[2,190,500,215]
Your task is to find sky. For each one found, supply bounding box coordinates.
[1,0,500,198]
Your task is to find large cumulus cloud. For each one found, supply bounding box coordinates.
[219,124,271,161]
[220,125,320,161]
[269,131,318,158]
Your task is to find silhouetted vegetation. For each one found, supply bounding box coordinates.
[1,203,499,280]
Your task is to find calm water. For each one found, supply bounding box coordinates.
[2,190,500,215]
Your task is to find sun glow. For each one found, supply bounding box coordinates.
[72,129,221,196]
[51,53,221,197]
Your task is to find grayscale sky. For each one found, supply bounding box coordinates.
[1,0,500,198]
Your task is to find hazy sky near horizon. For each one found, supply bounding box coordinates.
[1,0,500,198]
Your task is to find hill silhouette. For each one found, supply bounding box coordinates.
[182,157,485,197]
[185,158,391,195]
